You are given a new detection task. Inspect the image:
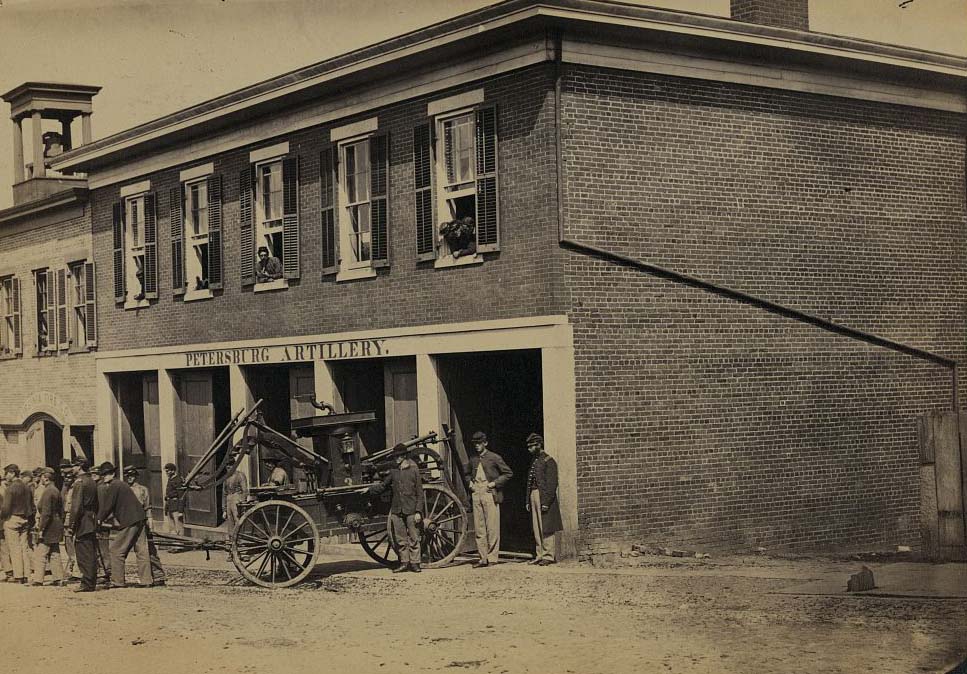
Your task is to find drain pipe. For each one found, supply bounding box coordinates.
[550,30,959,411]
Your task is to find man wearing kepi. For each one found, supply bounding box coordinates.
[95,462,153,588]
[124,466,166,586]
[369,445,425,573]
[32,467,66,585]
[525,433,562,566]
[463,431,513,568]
[68,460,99,592]
[0,464,33,584]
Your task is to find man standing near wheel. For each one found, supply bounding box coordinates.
[124,466,166,586]
[163,463,186,536]
[463,431,513,568]
[369,445,425,573]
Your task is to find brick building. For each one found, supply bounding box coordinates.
[0,83,100,471]
[44,0,967,553]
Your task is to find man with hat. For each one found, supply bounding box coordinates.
[369,444,426,573]
[31,467,66,585]
[163,463,186,536]
[60,461,78,580]
[525,433,562,566]
[1,464,33,583]
[124,466,166,585]
[68,459,99,592]
[96,461,153,588]
[262,456,290,487]
[91,467,113,584]
[463,431,513,568]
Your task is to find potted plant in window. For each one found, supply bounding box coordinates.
[439,216,477,259]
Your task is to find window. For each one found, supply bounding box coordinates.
[172,174,222,298]
[240,154,299,288]
[113,190,157,307]
[185,179,211,291]
[0,276,21,357]
[35,269,51,352]
[414,105,498,264]
[68,261,96,350]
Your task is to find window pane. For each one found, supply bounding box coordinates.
[444,114,474,185]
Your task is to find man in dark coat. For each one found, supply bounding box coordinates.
[525,433,562,565]
[68,460,99,592]
[1,464,33,583]
[163,463,186,536]
[96,462,153,588]
[92,469,112,584]
[60,462,79,580]
[32,467,65,585]
[369,446,426,573]
[463,431,513,568]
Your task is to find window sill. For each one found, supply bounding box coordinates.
[336,267,377,283]
[0,352,20,361]
[184,288,213,303]
[68,346,93,355]
[124,298,151,311]
[434,253,483,269]
[254,278,288,293]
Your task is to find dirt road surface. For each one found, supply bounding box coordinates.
[1,553,965,674]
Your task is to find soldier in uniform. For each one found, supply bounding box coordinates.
[369,446,426,573]
[68,459,99,592]
[96,462,153,588]
[123,466,165,586]
[32,468,65,586]
[524,433,562,566]
[91,469,112,585]
[1,464,33,583]
[163,463,186,536]
[463,432,513,568]
[60,462,78,580]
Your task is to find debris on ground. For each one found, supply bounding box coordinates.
[847,566,876,592]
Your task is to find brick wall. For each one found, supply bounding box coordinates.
[562,65,967,550]
[730,0,809,31]
[90,65,565,351]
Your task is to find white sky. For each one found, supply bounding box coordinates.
[0,0,964,210]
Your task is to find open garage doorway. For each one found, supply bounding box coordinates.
[436,349,543,554]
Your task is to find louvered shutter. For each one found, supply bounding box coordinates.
[12,278,21,355]
[475,105,499,252]
[143,193,158,299]
[207,175,223,290]
[171,187,185,296]
[281,156,300,280]
[370,134,389,268]
[45,270,57,353]
[113,202,125,302]
[57,268,68,349]
[239,167,255,286]
[84,262,96,348]
[414,123,435,261]
[320,148,338,276]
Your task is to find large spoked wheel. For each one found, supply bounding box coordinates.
[411,448,445,483]
[358,518,399,568]
[231,500,319,588]
[389,484,467,568]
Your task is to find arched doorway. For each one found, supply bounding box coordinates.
[23,413,64,470]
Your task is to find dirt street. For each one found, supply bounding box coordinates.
[1,553,965,674]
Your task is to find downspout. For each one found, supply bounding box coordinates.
[551,30,959,412]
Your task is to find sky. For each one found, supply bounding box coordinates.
[0,0,964,210]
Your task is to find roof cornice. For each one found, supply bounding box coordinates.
[0,187,89,228]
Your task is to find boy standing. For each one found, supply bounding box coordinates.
[370,445,425,573]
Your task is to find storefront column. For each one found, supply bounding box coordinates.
[157,369,179,480]
[541,345,579,558]
[62,424,72,463]
[94,373,115,463]
[313,361,338,414]
[416,353,445,439]
[229,364,254,480]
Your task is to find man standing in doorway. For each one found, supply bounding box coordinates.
[163,463,186,536]
[124,466,166,586]
[463,431,513,568]
[525,433,562,566]
[32,468,65,586]
[96,462,152,588]
[1,464,33,583]
[68,460,98,592]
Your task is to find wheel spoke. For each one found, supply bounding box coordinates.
[260,509,273,536]
[236,531,266,544]
[429,492,442,519]
[280,509,296,538]
[279,548,306,574]
[283,536,315,546]
[283,521,310,540]
[433,513,462,527]
[432,501,455,521]
[247,520,271,541]
[255,550,271,577]
[270,552,277,583]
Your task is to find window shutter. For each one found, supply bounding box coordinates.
[207,175,223,290]
[45,270,57,353]
[370,133,389,268]
[12,277,22,355]
[239,167,255,287]
[319,147,338,276]
[475,105,499,252]
[171,187,185,296]
[113,202,125,303]
[282,155,300,280]
[84,261,96,348]
[143,192,158,299]
[57,268,68,349]
[414,123,434,261]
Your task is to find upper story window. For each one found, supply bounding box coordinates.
[35,269,51,353]
[113,184,157,308]
[0,275,21,358]
[33,263,95,355]
[68,261,97,351]
[414,96,499,267]
[171,166,223,300]
[240,145,299,290]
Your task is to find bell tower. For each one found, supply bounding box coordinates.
[2,82,101,205]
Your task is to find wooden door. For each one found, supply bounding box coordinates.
[919,411,967,560]
[177,371,218,527]
[143,375,163,520]
[384,360,418,447]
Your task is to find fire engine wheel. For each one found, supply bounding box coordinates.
[410,448,445,483]
[393,484,468,568]
[231,500,320,588]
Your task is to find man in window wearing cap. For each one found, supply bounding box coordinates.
[96,462,153,588]
[68,460,99,592]
[124,466,166,586]
[163,463,186,537]
[525,433,562,566]
[463,431,513,568]
[1,464,34,583]
[32,467,66,586]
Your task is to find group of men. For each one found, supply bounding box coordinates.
[0,459,168,592]
[373,429,562,572]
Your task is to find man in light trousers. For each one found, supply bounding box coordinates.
[463,431,513,568]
